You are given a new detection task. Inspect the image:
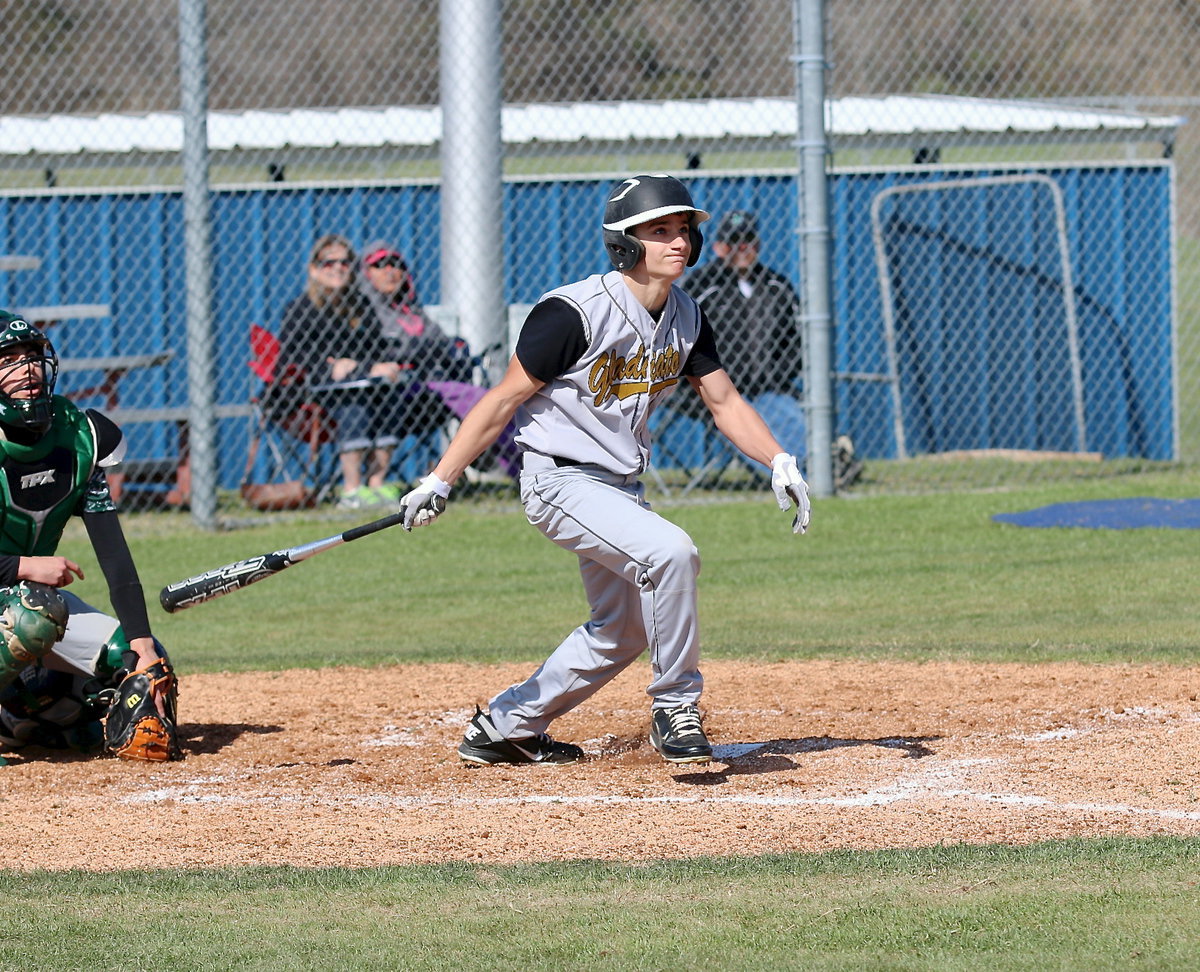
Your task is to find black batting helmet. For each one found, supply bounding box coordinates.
[602,174,710,271]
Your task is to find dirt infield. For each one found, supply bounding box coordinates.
[5,660,1200,871]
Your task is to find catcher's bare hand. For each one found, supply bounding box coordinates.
[17,555,84,587]
[129,637,169,718]
[400,473,452,531]
[770,453,811,535]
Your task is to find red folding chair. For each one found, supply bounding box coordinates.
[240,324,337,510]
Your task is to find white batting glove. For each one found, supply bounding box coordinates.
[770,453,811,535]
[400,473,452,531]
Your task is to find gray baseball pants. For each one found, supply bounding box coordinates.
[487,451,703,740]
[44,591,122,677]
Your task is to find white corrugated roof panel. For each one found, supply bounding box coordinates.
[0,95,1183,157]
[831,95,1182,135]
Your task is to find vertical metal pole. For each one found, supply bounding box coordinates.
[794,0,835,497]
[177,0,217,528]
[440,0,506,372]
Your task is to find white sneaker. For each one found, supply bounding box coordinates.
[833,435,864,490]
[463,465,511,485]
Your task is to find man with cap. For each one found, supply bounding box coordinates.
[681,211,862,487]
[681,210,809,475]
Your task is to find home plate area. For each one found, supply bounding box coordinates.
[5,660,1200,870]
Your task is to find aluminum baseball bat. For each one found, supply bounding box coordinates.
[158,511,405,613]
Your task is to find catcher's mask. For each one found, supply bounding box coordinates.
[602,174,709,272]
[0,311,59,435]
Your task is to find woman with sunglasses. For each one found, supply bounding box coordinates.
[278,233,406,509]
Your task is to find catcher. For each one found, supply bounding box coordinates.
[0,311,180,762]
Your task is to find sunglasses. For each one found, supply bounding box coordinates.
[367,255,406,269]
[316,257,352,269]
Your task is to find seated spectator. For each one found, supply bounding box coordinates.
[359,241,470,381]
[359,240,520,484]
[683,210,860,488]
[277,233,409,510]
[684,211,805,448]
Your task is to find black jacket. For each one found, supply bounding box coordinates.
[277,290,385,385]
[683,260,802,396]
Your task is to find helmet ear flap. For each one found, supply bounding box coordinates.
[604,226,702,270]
[603,229,644,272]
[687,225,704,267]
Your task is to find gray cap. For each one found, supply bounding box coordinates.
[716,210,758,243]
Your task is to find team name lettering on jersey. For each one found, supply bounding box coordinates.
[589,343,681,405]
[20,469,55,489]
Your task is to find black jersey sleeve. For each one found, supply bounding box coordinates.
[514,297,589,383]
[82,509,152,642]
[0,555,19,587]
[682,309,723,378]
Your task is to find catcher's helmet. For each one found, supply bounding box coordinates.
[602,174,709,271]
[0,311,58,435]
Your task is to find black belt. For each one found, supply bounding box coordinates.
[550,455,577,467]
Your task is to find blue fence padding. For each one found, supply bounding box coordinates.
[830,164,1173,461]
[0,163,1174,490]
[873,177,1083,455]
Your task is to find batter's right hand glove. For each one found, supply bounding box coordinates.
[400,473,452,531]
[770,453,811,535]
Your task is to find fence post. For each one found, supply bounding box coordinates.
[794,0,834,497]
[439,0,507,374]
[177,0,217,528]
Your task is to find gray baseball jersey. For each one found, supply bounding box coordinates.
[513,270,720,475]
[485,271,724,741]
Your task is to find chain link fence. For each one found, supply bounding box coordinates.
[828,0,1196,495]
[0,0,1194,516]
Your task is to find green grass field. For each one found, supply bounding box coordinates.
[8,468,1200,970]
[7,838,1200,971]
[93,464,1200,673]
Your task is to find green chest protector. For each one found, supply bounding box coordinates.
[0,398,107,557]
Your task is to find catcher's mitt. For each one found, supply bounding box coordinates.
[103,659,181,761]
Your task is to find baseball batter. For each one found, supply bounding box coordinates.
[400,174,810,765]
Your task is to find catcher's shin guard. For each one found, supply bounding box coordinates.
[102,639,182,762]
[0,667,106,754]
[0,583,69,691]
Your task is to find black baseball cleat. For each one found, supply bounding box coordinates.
[650,704,712,764]
[458,706,583,766]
